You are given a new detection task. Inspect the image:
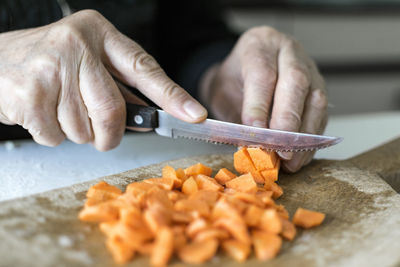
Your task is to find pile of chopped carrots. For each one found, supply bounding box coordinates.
[79,147,325,266]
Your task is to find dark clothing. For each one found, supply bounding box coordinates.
[0,0,237,140]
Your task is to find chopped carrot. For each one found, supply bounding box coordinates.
[244,205,264,227]
[214,218,250,245]
[233,192,264,208]
[185,163,212,177]
[261,159,280,182]
[162,165,183,188]
[172,211,193,224]
[178,238,219,264]
[181,176,198,195]
[79,201,119,222]
[195,174,224,192]
[106,236,135,264]
[186,218,209,238]
[143,177,174,191]
[225,173,258,194]
[264,179,283,199]
[214,168,236,185]
[174,198,210,218]
[176,168,188,182]
[150,227,174,267]
[189,190,219,207]
[293,208,325,228]
[259,209,282,234]
[275,204,289,220]
[252,230,282,261]
[136,242,154,255]
[194,228,230,242]
[222,240,250,262]
[86,181,122,206]
[234,148,256,174]
[247,148,278,170]
[252,170,266,184]
[281,219,297,241]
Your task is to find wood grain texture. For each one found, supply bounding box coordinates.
[0,141,400,267]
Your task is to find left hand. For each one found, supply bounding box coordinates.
[199,26,328,173]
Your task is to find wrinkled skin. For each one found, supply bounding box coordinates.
[0,10,327,173]
[200,26,328,172]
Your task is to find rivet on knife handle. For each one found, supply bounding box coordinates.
[126,104,158,128]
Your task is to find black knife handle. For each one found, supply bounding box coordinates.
[126,103,158,128]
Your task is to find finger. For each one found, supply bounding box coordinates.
[240,45,279,127]
[270,40,312,161]
[79,54,126,151]
[21,85,65,146]
[57,75,93,144]
[283,68,328,172]
[115,81,152,132]
[102,29,207,123]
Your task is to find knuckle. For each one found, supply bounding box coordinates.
[131,50,160,73]
[246,26,279,38]
[310,89,328,111]
[73,9,105,22]
[51,23,86,47]
[28,56,59,83]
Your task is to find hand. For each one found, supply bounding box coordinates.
[199,26,328,172]
[0,10,207,151]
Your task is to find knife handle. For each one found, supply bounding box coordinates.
[126,103,159,128]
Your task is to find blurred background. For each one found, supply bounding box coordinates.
[221,0,400,115]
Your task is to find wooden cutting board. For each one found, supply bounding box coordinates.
[1,138,400,267]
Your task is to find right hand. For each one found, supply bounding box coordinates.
[0,10,207,151]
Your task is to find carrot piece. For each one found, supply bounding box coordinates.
[106,236,135,264]
[214,218,250,245]
[143,205,171,234]
[172,211,193,224]
[176,168,188,182]
[194,228,230,242]
[86,181,122,206]
[225,173,257,194]
[181,177,198,195]
[143,177,175,190]
[174,198,210,218]
[275,204,289,220]
[259,209,282,234]
[264,179,283,199]
[252,170,266,184]
[150,227,174,267]
[99,221,118,237]
[189,190,219,207]
[233,192,264,208]
[195,174,224,192]
[252,231,282,261]
[78,201,119,222]
[162,165,183,188]
[185,163,212,177]
[125,182,159,203]
[233,148,256,174]
[136,242,154,255]
[222,240,250,262]
[211,197,243,222]
[247,148,278,170]
[292,208,325,228]
[214,168,236,185]
[281,219,297,241]
[256,191,275,207]
[261,160,280,182]
[167,190,185,203]
[186,218,209,238]
[112,221,153,250]
[119,206,145,229]
[178,238,219,264]
[244,205,264,227]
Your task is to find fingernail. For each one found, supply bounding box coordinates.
[183,101,207,120]
[277,151,294,160]
[284,155,305,173]
[252,120,266,128]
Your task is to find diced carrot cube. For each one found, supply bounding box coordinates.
[211,198,243,222]
[143,205,171,234]
[194,228,230,242]
[234,148,256,174]
[136,242,154,255]
[259,209,282,234]
[112,221,153,250]
[99,221,118,237]
[252,170,266,184]
[173,227,188,250]
[195,174,224,192]
[150,227,174,267]
[167,190,185,203]
[176,168,188,181]
[172,211,193,224]
[79,201,119,222]
[261,159,280,182]
[119,206,145,229]
[247,148,278,170]
[189,190,219,207]
[185,163,212,176]
[214,218,251,245]
[162,165,183,188]
[143,177,174,190]
[178,238,219,264]
[233,192,264,208]
[106,236,135,264]
[86,181,122,206]
[244,205,263,227]
[222,240,250,262]
[175,198,210,218]
[292,208,325,228]
[225,173,257,194]
[186,218,209,238]
[281,219,297,241]
[214,168,236,185]
[275,204,289,220]
[264,179,283,199]
[182,177,198,195]
[252,231,282,261]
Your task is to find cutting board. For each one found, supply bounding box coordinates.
[1,138,400,267]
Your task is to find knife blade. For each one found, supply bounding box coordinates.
[126,104,342,152]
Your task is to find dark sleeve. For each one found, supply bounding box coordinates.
[154,0,238,99]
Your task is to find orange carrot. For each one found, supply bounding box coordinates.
[293,208,325,228]
[86,181,122,206]
[233,148,256,174]
[222,240,251,262]
[150,227,174,267]
[281,219,297,241]
[252,230,282,261]
[247,148,278,170]
[185,163,212,177]
[181,176,198,195]
[178,238,219,264]
[195,174,224,192]
[225,173,258,194]
[106,236,135,264]
[261,159,280,182]
[214,168,236,185]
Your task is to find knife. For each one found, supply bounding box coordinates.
[126,103,342,152]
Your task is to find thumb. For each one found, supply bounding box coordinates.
[102,28,207,123]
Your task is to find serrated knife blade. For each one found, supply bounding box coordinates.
[126,104,343,152]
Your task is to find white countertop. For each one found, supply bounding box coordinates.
[1,111,400,202]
